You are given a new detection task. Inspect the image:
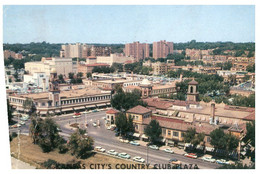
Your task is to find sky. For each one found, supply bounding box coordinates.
[3,5,255,44]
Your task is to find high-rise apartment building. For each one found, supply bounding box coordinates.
[153,40,174,59]
[60,43,111,58]
[124,41,149,61]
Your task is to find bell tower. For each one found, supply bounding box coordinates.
[187,78,199,102]
[49,68,60,107]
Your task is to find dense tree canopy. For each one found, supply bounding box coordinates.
[144,119,162,144]
[111,88,147,111]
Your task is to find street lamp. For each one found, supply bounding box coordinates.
[146,144,149,166]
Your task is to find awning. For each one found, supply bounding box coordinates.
[205,147,215,152]
[86,105,96,108]
[40,111,47,114]
[167,139,175,144]
[48,111,54,114]
[196,145,204,150]
[178,142,185,146]
[55,109,61,113]
[96,103,106,107]
[141,134,148,139]
[185,143,192,147]
[62,108,72,112]
[133,133,140,138]
[74,106,85,110]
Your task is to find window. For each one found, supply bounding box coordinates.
[41,102,45,106]
[135,124,138,130]
[173,131,179,137]
[168,130,171,136]
[181,132,185,137]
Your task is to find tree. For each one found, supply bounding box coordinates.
[23,98,36,115]
[7,100,13,124]
[243,121,255,148]
[77,72,83,78]
[183,127,196,143]
[68,73,74,79]
[29,115,43,144]
[86,72,92,78]
[68,129,94,159]
[209,128,226,151]
[38,118,63,152]
[183,128,205,149]
[246,64,255,73]
[210,128,239,156]
[115,112,128,136]
[58,74,65,83]
[111,89,146,111]
[144,120,162,144]
[225,133,239,158]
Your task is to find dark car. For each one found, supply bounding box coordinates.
[115,132,120,137]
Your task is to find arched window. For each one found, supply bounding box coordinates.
[190,86,193,93]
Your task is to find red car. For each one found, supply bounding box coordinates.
[184,153,197,159]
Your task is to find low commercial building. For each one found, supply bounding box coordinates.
[106,109,119,125]
[77,63,110,75]
[25,57,77,76]
[96,53,135,66]
[9,68,111,116]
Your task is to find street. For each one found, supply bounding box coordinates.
[10,111,220,169]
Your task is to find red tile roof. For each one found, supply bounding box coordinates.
[243,112,255,121]
[127,105,151,115]
[106,109,119,114]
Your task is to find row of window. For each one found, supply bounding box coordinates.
[152,88,174,94]
[60,95,111,105]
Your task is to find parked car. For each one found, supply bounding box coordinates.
[20,121,25,125]
[169,158,181,165]
[92,122,97,127]
[20,116,29,121]
[56,127,62,132]
[118,153,131,159]
[107,126,111,130]
[119,138,129,143]
[107,149,118,156]
[149,145,159,150]
[115,132,120,137]
[110,126,116,131]
[216,159,229,165]
[73,115,81,118]
[95,146,106,152]
[130,141,140,146]
[92,110,98,113]
[164,148,174,154]
[133,156,145,163]
[184,153,197,159]
[202,156,216,163]
[102,117,106,120]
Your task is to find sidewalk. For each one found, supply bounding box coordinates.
[11,157,36,169]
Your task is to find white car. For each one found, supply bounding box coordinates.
[107,150,118,156]
[119,138,129,143]
[164,148,174,154]
[102,117,106,120]
[133,156,145,163]
[95,146,106,152]
[73,115,81,118]
[19,121,25,125]
[149,145,159,150]
[202,156,216,163]
[92,122,97,127]
[107,126,111,130]
[216,159,229,165]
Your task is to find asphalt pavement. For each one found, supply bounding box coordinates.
[9,111,220,169]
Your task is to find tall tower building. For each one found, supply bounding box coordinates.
[186,78,199,102]
[48,68,60,107]
[124,41,150,61]
[153,40,174,59]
